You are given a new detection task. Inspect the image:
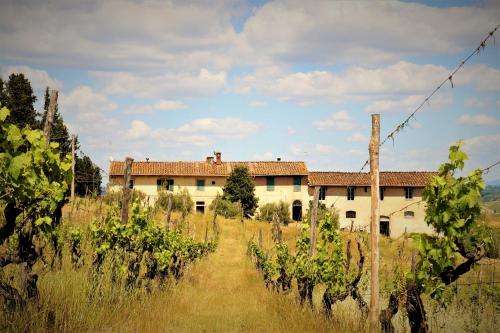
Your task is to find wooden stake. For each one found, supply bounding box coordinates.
[71,134,76,201]
[165,194,172,231]
[43,90,58,144]
[310,186,319,257]
[369,114,380,332]
[120,157,133,224]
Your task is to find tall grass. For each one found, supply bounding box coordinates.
[1,198,498,332]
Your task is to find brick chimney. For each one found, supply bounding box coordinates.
[206,156,214,164]
[215,152,222,165]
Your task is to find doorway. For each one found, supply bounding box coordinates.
[292,200,302,221]
[380,216,390,237]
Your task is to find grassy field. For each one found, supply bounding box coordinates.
[1,198,499,332]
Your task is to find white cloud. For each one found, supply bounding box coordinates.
[348,133,369,143]
[125,117,262,146]
[125,99,186,114]
[457,114,500,126]
[91,68,227,99]
[464,97,488,108]
[59,86,118,135]
[313,111,359,131]
[249,100,267,108]
[463,133,500,150]
[234,61,500,106]
[241,1,500,66]
[287,127,297,135]
[178,117,261,138]
[365,94,452,113]
[289,143,336,156]
[1,65,62,92]
[253,151,274,160]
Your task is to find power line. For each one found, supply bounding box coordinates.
[356,24,500,174]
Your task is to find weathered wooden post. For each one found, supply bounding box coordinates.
[121,157,133,224]
[165,194,172,231]
[43,90,58,145]
[369,114,380,333]
[310,186,319,256]
[71,134,76,201]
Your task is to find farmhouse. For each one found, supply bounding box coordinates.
[308,171,436,237]
[108,153,436,238]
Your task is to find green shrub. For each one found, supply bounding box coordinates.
[155,188,193,214]
[258,201,291,225]
[209,194,242,218]
[304,201,339,228]
[102,189,147,206]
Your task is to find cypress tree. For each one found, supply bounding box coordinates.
[1,73,39,128]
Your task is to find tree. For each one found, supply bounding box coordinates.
[0,73,39,129]
[41,87,72,155]
[380,143,490,333]
[222,165,258,217]
[75,154,102,196]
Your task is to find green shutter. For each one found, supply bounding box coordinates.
[293,176,301,192]
[267,176,275,191]
[197,179,205,191]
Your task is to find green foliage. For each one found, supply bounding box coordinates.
[155,188,193,215]
[416,142,489,301]
[0,73,39,129]
[222,165,258,217]
[0,107,72,234]
[304,200,337,228]
[75,153,102,196]
[90,201,216,283]
[258,201,291,225]
[208,194,242,218]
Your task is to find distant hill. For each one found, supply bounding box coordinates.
[487,179,500,186]
[482,185,500,202]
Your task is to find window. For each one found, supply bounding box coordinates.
[380,187,385,201]
[404,211,415,219]
[196,201,205,214]
[129,179,134,189]
[364,186,368,193]
[346,210,356,218]
[197,179,205,191]
[405,187,413,199]
[157,179,174,191]
[293,176,301,192]
[267,176,275,191]
[211,180,216,185]
[347,186,355,200]
[319,186,326,201]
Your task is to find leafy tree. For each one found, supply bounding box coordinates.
[380,142,490,333]
[208,193,242,218]
[0,73,39,129]
[41,87,72,155]
[222,165,258,217]
[75,154,102,196]
[0,107,72,306]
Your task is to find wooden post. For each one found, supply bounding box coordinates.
[71,134,76,201]
[369,114,380,332]
[120,157,133,224]
[165,194,172,231]
[43,90,58,144]
[310,186,319,257]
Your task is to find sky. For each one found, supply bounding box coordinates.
[0,0,499,183]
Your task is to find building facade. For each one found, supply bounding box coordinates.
[108,153,436,238]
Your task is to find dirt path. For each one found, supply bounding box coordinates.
[139,219,335,333]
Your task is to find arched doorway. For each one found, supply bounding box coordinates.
[380,215,390,237]
[292,200,302,221]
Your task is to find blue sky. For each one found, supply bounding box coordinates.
[0,0,499,182]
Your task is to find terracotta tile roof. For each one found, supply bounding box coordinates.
[308,171,437,187]
[109,161,309,177]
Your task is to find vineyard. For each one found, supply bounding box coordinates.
[0,13,499,332]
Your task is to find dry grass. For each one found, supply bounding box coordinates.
[1,198,499,332]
